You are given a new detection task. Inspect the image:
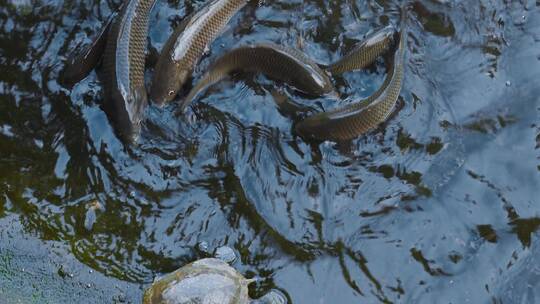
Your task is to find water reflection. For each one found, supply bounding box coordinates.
[1,0,540,303]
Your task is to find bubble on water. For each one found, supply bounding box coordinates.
[196,241,211,256]
[513,13,527,26]
[255,289,288,304]
[214,246,237,264]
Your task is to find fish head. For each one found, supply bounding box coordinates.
[116,116,142,144]
[293,113,333,142]
[127,87,148,142]
[364,24,397,48]
[296,69,334,96]
[108,86,147,145]
[150,63,190,106]
[294,119,316,140]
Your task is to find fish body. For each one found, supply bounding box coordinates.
[180,43,334,111]
[101,0,156,143]
[150,0,248,106]
[295,27,406,141]
[61,10,118,87]
[326,25,397,75]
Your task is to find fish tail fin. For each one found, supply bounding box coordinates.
[400,1,410,25]
[385,1,408,63]
[398,1,409,54]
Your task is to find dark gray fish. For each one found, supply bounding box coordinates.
[270,89,317,120]
[180,43,334,111]
[101,0,156,143]
[61,4,122,87]
[295,25,406,141]
[150,0,248,106]
[326,25,397,75]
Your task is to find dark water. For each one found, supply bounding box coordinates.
[1,0,540,303]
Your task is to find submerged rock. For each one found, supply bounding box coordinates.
[143,258,252,304]
[143,258,287,304]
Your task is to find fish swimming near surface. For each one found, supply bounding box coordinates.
[265,25,398,121]
[61,7,120,87]
[61,0,156,144]
[179,42,334,111]
[101,0,156,143]
[325,25,397,75]
[295,16,407,141]
[150,0,249,106]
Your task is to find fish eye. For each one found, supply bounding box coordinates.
[168,90,175,96]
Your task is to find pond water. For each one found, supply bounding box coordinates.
[1,0,540,303]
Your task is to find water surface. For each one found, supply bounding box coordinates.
[1,0,540,303]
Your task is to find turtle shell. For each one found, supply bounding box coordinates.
[143,258,251,304]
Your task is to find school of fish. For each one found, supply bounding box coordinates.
[62,0,408,144]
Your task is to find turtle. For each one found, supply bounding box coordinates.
[143,258,287,304]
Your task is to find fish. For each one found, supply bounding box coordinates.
[150,0,248,106]
[325,25,397,75]
[61,3,123,87]
[270,89,317,120]
[180,43,334,111]
[295,23,406,141]
[100,0,156,143]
